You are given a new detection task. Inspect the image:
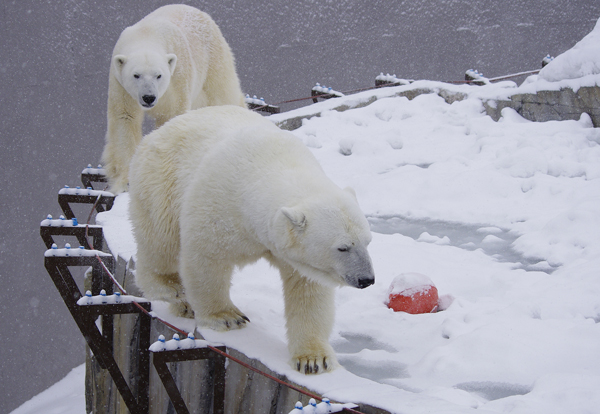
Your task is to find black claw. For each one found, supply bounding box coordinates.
[242,315,250,322]
[314,363,319,374]
[225,320,230,329]
[297,361,301,371]
[323,358,328,370]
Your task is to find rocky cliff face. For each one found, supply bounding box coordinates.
[484,85,600,127]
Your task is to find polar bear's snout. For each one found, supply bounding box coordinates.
[142,94,156,107]
[357,276,375,289]
[347,270,375,289]
[342,247,375,289]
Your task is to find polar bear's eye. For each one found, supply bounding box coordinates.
[157,74,162,79]
[337,246,349,252]
[134,74,140,79]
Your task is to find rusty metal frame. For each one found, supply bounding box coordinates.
[40,223,104,251]
[151,346,227,414]
[375,78,401,88]
[58,192,115,220]
[247,101,281,114]
[81,172,108,190]
[311,89,340,103]
[40,224,107,296]
[43,170,227,414]
[44,254,151,414]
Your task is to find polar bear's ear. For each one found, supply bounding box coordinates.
[281,207,306,229]
[343,186,358,201]
[113,55,127,71]
[166,54,177,75]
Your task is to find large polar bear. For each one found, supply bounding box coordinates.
[129,106,375,374]
[102,4,246,194]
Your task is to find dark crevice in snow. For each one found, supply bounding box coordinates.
[368,215,558,273]
[333,332,398,354]
[337,357,410,382]
[455,381,531,401]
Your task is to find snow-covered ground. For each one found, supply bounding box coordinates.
[10,365,85,414]
[14,18,600,414]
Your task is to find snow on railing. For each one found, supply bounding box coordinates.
[542,54,555,67]
[40,214,78,227]
[58,185,113,197]
[289,397,356,413]
[245,93,281,114]
[375,72,412,87]
[311,83,344,98]
[44,243,112,257]
[464,69,490,85]
[149,333,218,352]
[81,164,107,176]
[245,94,267,106]
[76,289,146,306]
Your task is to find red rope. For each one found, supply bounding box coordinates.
[83,191,366,413]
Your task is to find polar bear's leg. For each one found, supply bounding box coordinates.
[134,267,180,300]
[275,260,339,374]
[134,253,193,317]
[179,255,249,332]
[135,270,194,318]
[103,90,143,194]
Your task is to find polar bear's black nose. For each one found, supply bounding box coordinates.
[142,95,156,105]
[357,277,375,289]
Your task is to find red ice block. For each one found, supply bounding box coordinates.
[387,273,439,314]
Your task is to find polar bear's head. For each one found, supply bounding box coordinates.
[273,189,375,289]
[112,51,177,109]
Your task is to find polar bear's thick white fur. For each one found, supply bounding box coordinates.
[129,105,375,374]
[102,4,246,194]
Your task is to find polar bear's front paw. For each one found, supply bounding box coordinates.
[293,353,339,375]
[199,308,250,332]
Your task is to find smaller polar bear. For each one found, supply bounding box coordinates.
[129,106,375,374]
[102,4,246,194]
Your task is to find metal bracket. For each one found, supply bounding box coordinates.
[42,168,226,413]
[311,84,344,103]
[58,192,115,220]
[40,224,104,252]
[247,101,281,114]
[151,346,227,414]
[81,174,108,190]
[80,165,108,190]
